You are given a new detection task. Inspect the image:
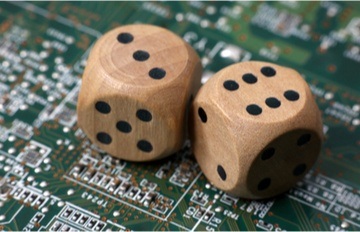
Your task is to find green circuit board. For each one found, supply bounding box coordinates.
[0,1,359,231]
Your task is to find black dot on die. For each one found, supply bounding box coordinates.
[284,90,300,101]
[133,50,150,61]
[261,66,276,77]
[265,97,281,108]
[293,163,307,176]
[137,140,153,153]
[261,147,275,160]
[217,165,227,181]
[223,80,239,91]
[258,178,271,191]
[97,132,112,145]
[95,101,111,114]
[149,68,166,79]
[136,109,152,122]
[246,104,262,116]
[297,134,311,146]
[198,107,207,123]
[116,121,132,133]
[117,32,133,44]
[242,73,257,84]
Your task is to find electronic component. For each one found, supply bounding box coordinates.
[16,140,51,168]
[252,3,302,37]
[0,179,11,200]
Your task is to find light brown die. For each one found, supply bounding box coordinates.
[190,61,323,199]
[77,24,202,161]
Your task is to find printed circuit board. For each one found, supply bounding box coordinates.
[0,1,359,231]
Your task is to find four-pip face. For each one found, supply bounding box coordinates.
[190,61,323,199]
[77,24,202,161]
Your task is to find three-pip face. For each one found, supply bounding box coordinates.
[77,24,202,161]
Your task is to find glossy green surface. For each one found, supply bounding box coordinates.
[0,1,359,231]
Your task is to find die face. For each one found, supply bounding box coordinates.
[79,94,173,161]
[94,24,191,87]
[77,24,202,161]
[213,61,309,123]
[191,61,323,199]
[189,100,240,191]
[245,129,322,199]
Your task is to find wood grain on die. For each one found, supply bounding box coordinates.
[77,24,202,161]
[190,61,323,199]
